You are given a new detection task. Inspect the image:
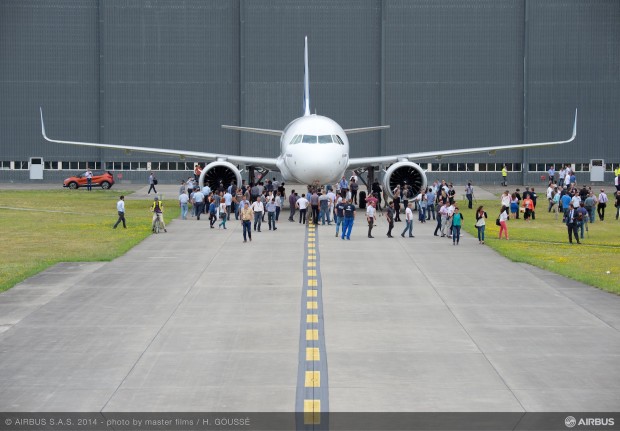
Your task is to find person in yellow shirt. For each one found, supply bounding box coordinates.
[240,202,254,243]
[501,164,508,187]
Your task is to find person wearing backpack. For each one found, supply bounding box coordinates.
[148,172,157,194]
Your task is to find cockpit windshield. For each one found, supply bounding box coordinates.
[289,134,344,145]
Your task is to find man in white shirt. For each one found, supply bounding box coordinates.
[366,201,376,238]
[224,191,233,221]
[546,184,555,212]
[565,204,580,244]
[401,202,414,238]
[113,196,126,229]
[559,167,566,187]
[597,189,608,221]
[85,169,93,192]
[250,197,264,231]
[326,189,336,224]
[296,195,310,225]
[192,189,205,220]
[179,192,189,220]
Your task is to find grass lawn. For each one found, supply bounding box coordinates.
[0,189,179,293]
[456,197,620,294]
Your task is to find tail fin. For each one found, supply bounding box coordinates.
[303,36,310,117]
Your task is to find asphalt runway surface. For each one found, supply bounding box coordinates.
[1,185,619,415]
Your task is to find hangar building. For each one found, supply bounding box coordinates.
[1,0,618,186]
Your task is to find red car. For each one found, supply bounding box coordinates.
[63,171,115,190]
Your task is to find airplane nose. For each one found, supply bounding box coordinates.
[294,145,342,184]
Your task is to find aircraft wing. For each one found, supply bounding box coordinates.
[348,109,577,170]
[40,109,279,170]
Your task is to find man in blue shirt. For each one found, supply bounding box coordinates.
[560,192,572,220]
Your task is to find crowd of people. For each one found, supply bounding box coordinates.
[494,164,620,244]
[116,165,619,245]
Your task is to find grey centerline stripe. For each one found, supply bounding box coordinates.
[295,222,329,430]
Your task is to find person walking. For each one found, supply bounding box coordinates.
[350,178,359,204]
[341,199,355,240]
[334,196,345,238]
[426,187,436,221]
[598,189,608,221]
[434,201,446,236]
[113,195,126,229]
[501,164,508,187]
[192,188,205,220]
[266,197,277,231]
[296,194,309,224]
[310,190,320,225]
[218,200,228,229]
[147,172,157,194]
[179,192,189,220]
[451,207,463,245]
[475,205,487,244]
[366,201,376,238]
[401,202,414,238]
[498,205,509,240]
[386,201,395,238]
[240,202,253,242]
[465,183,473,209]
[251,196,264,232]
[288,190,298,222]
[565,203,580,244]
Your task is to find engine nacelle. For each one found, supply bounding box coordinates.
[198,161,242,192]
[383,161,428,199]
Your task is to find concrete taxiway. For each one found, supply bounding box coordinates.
[0,186,619,413]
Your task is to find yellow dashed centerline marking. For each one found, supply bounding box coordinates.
[304,400,321,425]
[306,329,318,340]
[305,371,320,387]
[306,347,320,361]
[297,217,328,418]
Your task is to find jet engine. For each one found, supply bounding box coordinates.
[198,161,242,191]
[382,161,428,199]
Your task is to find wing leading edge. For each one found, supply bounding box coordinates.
[40,108,279,169]
[347,109,577,170]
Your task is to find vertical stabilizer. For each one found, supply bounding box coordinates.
[303,36,311,116]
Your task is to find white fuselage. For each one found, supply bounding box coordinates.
[276,114,349,185]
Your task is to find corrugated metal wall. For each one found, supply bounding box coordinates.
[1,0,619,172]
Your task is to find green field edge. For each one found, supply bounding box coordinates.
[459,204,619,296]
[0,190,179,293]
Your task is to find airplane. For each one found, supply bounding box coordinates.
[41,37,577,199]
